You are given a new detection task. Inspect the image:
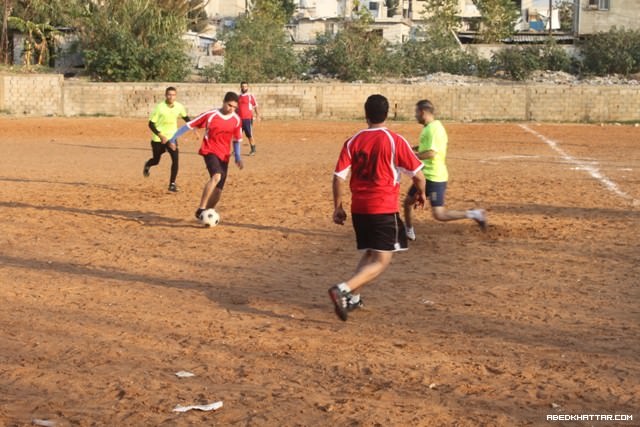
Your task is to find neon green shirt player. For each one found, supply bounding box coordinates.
[143,87,191,192]
[418,119,449,183]
[403,99,487,240]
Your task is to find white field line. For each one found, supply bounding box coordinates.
[519,124,639,206]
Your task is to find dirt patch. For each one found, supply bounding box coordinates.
[0,118,638,426]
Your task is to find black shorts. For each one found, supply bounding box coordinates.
[352,213,408,252]
[203,154,229,190]
[408,181,447,207]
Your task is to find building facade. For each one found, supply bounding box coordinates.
[574,0,640,35]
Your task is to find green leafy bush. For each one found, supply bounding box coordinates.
[492,47,540,80]
[80,0,189,82]
[215,0,300,82]
[580,27,640,76]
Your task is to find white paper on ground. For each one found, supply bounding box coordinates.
[173,401,223,413]
[32,420,56,427]
[175,371,195,378]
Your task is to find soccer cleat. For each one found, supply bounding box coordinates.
[168,183,178,192]
[406,226,416,241]
[195,208,204,220]
[347,295,363,312]
[470,209,487,232]
[328,286,349,321]
[143,163,150,177]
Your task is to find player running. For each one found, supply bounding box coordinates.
[143,87,190,192]
[238,81,259,156]
[168,92,244,222]
[403,99,487,240]
[329,94,427,322]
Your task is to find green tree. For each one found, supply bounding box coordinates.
[8,15,54,67]
[305,2,395,81]
[473,0,518,43]
[11,0,84,27]
[399,0,482,77]
[156,0,208,32]
[217,0,299,82]
[251,0,296,23]
[79,0,189,82]
[1,0,84,65]
[423,0,460,43]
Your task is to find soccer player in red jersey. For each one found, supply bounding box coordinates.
[168,92,244,222]
[329,94,427,321]
[238,81,259,156]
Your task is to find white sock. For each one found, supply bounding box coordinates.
[337,282,351,293]
[349,293,360,303]
[465,210,477,219]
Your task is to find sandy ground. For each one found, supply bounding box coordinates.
[0,118,638,427]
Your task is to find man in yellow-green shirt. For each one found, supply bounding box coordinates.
[403,99,487,240]
[143,87,190,192]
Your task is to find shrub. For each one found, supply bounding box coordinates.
[80,0,189,82]
[579,27,640,76]
[492,47,540,80]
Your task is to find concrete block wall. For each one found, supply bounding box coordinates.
[0,74,63,116]
[1,75,639,122]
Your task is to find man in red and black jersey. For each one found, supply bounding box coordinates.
[169,92,244,222]
[329,94,427,321]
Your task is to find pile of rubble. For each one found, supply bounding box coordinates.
[395,71,640,86]
[299,71,640,85]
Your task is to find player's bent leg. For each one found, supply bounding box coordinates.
[328,251,392,322]
[198,174,221,211]
[206,188,222,210]
[432,206,467,222]
[403,195,416,240]
[347,250,393,292]
[144,142,164,177]
[168,148,179,190]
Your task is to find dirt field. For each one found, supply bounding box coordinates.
[0,118,638,427]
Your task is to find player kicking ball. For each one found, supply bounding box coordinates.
[329,94,427,322]
[403,99,487,240]
[168,92,244,224]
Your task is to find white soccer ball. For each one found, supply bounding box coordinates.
[199,209,220,227]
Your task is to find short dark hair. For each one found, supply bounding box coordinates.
[224,91,239,103]
[165,86,177,95]
[364,94,389,124]
[240,81,248,86]
[416,99,435,114]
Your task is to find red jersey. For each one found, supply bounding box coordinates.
[187,109,242,162]
[335,127,423,214]
[237,93,258,119]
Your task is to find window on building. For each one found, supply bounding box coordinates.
[588,0,610,10]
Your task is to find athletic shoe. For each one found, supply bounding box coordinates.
[469,209,487,232]
[406,226,416,241]
[347,295,363,312]
[195,208,204,220]
[328,286,349,321]
[168,183,178,192]
[143,163,150,177]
